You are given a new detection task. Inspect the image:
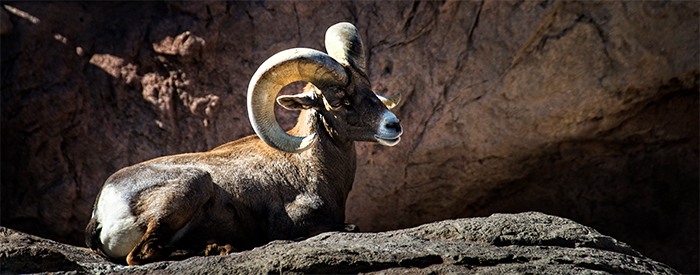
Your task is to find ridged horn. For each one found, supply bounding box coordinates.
[325,22,366,73]
[247,48,348,153]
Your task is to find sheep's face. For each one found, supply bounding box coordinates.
[277,72,402,146]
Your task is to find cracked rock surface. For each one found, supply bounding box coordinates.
[1,212,678,274]
[1,1,697,273]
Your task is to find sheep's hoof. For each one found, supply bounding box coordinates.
[126,241,163,265]
[205,243,237,255]
[344,223,360,232]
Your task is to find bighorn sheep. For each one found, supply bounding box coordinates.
[85,22,403,265]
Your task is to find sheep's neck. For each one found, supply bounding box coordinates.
[288,109,357,216]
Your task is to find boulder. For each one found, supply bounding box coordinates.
[1,1,697,273]
[0,212,679,274]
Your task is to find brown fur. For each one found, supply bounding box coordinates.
[86,53,401,265]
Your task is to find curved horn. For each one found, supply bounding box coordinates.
[247,48,348,153]
[325,22,366,73]
[377,93,401,109]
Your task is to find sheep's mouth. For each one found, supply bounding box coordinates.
[375,135,401,146]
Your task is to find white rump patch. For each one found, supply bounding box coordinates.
[95,186,144,258]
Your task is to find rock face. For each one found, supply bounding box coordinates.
[0,1,697,273]
[0,212,680,274]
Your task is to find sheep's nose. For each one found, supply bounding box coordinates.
[385,120,402,133]
[382,115,402,136]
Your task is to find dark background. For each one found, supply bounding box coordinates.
[1,1,697,273]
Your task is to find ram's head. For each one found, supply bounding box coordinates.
[247,22,403,152]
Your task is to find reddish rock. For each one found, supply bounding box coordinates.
[1,1,697,273]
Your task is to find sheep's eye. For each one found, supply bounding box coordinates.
[331,99,350,108]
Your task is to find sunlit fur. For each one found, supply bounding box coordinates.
[85,62,402,266]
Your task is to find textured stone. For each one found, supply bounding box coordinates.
[0,1,697,273]
[0,212,679,274]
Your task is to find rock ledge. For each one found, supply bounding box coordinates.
[0,212,678,274]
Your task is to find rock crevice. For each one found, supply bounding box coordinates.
[1,1,697,273]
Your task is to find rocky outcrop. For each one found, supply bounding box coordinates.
[0,212,679,274]
[1,1,697,273]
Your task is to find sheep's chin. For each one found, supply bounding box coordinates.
[375,136,400,146]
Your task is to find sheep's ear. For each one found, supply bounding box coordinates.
[277,94,317,110]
